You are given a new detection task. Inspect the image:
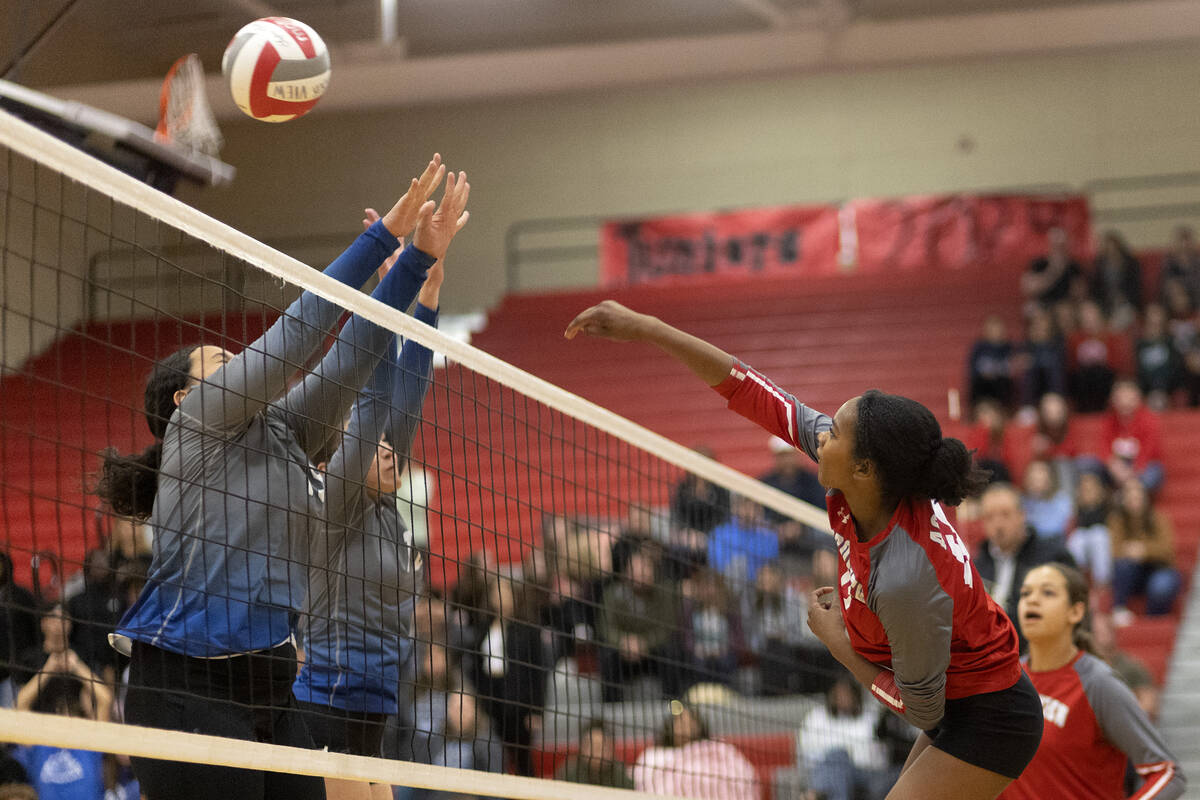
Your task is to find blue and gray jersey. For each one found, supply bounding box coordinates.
[294,302,437,713]
[117,222,434,657]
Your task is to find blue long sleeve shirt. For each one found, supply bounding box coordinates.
[118,222,435,657]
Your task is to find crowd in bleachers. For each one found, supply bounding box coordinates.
[1,227,1194,800]
[0,517,152,799]
[963,226,1193,630]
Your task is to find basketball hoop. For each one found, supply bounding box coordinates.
[155,53,223,157]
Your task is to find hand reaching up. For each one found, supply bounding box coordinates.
[413,170,470,260]
[381,154,446,239]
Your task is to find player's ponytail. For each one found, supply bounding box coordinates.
[854,390,990,507]
[94,347,194,519]
[1043,562,1100,657]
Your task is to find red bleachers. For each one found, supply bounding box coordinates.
[2,255,1194,794]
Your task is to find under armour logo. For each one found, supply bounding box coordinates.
[837,509,851,526]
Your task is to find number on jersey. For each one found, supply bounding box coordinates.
[928,509,973,588]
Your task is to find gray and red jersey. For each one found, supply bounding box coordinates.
[1001,651,1184,800]
[715,359,1021,730]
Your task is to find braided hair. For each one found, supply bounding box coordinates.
[854,389,990,506]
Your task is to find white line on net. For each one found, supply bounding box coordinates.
[0,108,830,532]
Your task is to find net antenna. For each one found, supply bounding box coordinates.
[155,53,224,157]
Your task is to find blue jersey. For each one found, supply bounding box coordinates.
[295,302,436,713]
[118,222,435,656]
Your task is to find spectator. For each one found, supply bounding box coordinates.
[759,436,825,560]
[614,505,657,577]
[539,564,595,666]
[633,700,760,800]
[973,483,1074,637]
[670,447,731,534]
[680,569,744,692]
[1066,469,1113,592]
[1109,480,1181,624]
[1066,300,1128,413]
[1017,307,1067,410]
[706,494,778,590]
[597,541,682,702]
[472,576,550,777]
[553,719,635,789]
[743,560,837,696]
[964,399,1017,484]
[17,603,111,719]
[1160,225,1200,303]
[14,604,113,800]
[448,552,495,656]
[1163,277,1199,350]
[1090,612,1160,720]
[400,691,504,800]
[1025,392,1079,480]
[67,548,122,682]
[0,551,39,708]
[1089,230,1143,327]
[1053,300,1079,342]
[1102,379,1165,493]
[1022,227,1083,309]
[1021,459,1073,540]
[1136,304,1184,410]
[1162,279,1200,406]
[966,315,1017,408]
[798,674,899,800]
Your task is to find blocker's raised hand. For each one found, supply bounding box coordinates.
[413,170,470,260]
[564,300,652,342]
[382,154,446,239]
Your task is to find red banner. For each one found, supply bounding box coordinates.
[843,194,1092,273]
[599,204,840,287]
[599,194,1091,286]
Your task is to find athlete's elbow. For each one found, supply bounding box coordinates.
[903,703,944,731]
[900,686,946,731]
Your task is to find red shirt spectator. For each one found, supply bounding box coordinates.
[964,399,1021,483]
[1102,382,1163,473]
[1067,303,1133,376]
[1067,301,1133,413]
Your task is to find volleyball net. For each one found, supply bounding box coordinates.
[0,108,885,800]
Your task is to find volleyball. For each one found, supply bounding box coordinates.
[222,17,330,123]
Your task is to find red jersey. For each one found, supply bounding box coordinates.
[1001,652,1184,800]
[715,360,1021,730]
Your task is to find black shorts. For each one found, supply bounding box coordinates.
[124,640,325,800]
[295,700,387,757]
[924,670,1044,780]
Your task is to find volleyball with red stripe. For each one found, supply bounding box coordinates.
[222,17,330,123]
